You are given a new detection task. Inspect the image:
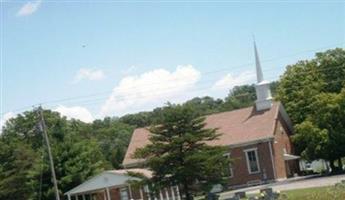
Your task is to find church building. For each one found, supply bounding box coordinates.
[122,42,300,189]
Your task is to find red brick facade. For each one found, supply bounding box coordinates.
[226,114,297,188]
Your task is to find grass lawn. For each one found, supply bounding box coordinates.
[279,186,345,200]
[243,185,345,200]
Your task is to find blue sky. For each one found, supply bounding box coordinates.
[1,0,345,123]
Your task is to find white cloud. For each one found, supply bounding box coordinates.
[54,105,94,123]
[1,112,16,133]
[17,0,42,17]
[73,68,105,83]
[99,65,201,117]
[212,70,256,90]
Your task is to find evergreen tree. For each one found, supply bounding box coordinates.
[134,104,229,200]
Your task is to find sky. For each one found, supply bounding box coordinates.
[1,0,345,126]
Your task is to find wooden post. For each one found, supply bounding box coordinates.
[67,194,71,200]
[38,107,60,200]
[106,188,111,200]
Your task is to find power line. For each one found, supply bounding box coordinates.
[24,63,345,110]
[2,45,344,115]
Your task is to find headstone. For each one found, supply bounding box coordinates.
[224,196,240,200]
[260,188,273,197]
[207,193,219,200]
[234,191,246,198]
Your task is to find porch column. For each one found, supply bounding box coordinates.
[165,188,170,200]
[170,187,175,200]
[103,190,107,200]
[128,185,133,199]
[67,194,71,200]
[175,186,181,200]
[159,190,163,200]
[82,194,86,200]
[106,187,111,200]
[139,188,144,200]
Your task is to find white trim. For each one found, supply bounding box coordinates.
[128,185,133,199]
[140,188,144,200]
[159,191,163,200]
[268,141,277,179]
[244,148,261,174]
[170,187,176,200]
[176,186,181,200]
[165,188,170,200]
[106,187,111,200]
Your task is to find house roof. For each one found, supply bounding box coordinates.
[123,102,286,167]
[65,168,152,195]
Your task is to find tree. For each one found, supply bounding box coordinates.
[0,140,38,200]
[0,109,110,200]
[277,48,345,171]
[277,48,345,124]
[134,104,229,200]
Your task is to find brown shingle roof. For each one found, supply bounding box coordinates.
[123,102,281,167]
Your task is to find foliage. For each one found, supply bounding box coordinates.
[134,104,229,200]
[277,48,345,124]
[277,48,345,169]
[0,110,120,200]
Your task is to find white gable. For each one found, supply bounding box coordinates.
[65,171,139,195]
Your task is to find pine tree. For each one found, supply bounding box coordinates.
[134,104,229,200]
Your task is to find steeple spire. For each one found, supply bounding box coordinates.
[254,40,264,83]
[253,40,273,111]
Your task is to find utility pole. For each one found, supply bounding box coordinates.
[38,106,61,200]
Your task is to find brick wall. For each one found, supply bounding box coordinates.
[272,113,297,179]
[227,141,275,188]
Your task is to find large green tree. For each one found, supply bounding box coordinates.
[277,48,345,124]
[0,110,110,200]
[278,48,345,170]
[134,104,229,200]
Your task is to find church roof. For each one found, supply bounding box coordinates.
[123,102,288,168]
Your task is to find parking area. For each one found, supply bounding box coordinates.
[220,174,345,199]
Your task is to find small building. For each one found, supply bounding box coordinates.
[65,168,181,200]
[122,42,300,189]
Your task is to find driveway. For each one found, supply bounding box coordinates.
[220,174,345,199]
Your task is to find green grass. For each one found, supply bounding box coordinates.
[242,184,345,200]
[279,186,345,200]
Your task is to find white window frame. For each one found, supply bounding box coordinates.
[223,152,233,178]
[244,148,261,174]
[120,187,129,200]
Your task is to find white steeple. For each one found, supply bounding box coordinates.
[253,41,272,111]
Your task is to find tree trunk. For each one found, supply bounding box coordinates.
[338,158,343,170]
[183,182,193,200]
[330,159,336,173]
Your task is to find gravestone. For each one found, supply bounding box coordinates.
[234,191,246,198]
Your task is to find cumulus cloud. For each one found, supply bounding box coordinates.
[73,68,105,83]
[99,65,201,117]
[1,112,16,133]
[54,105,94,123]
[212,70,256,90]
[17,0,42,17]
